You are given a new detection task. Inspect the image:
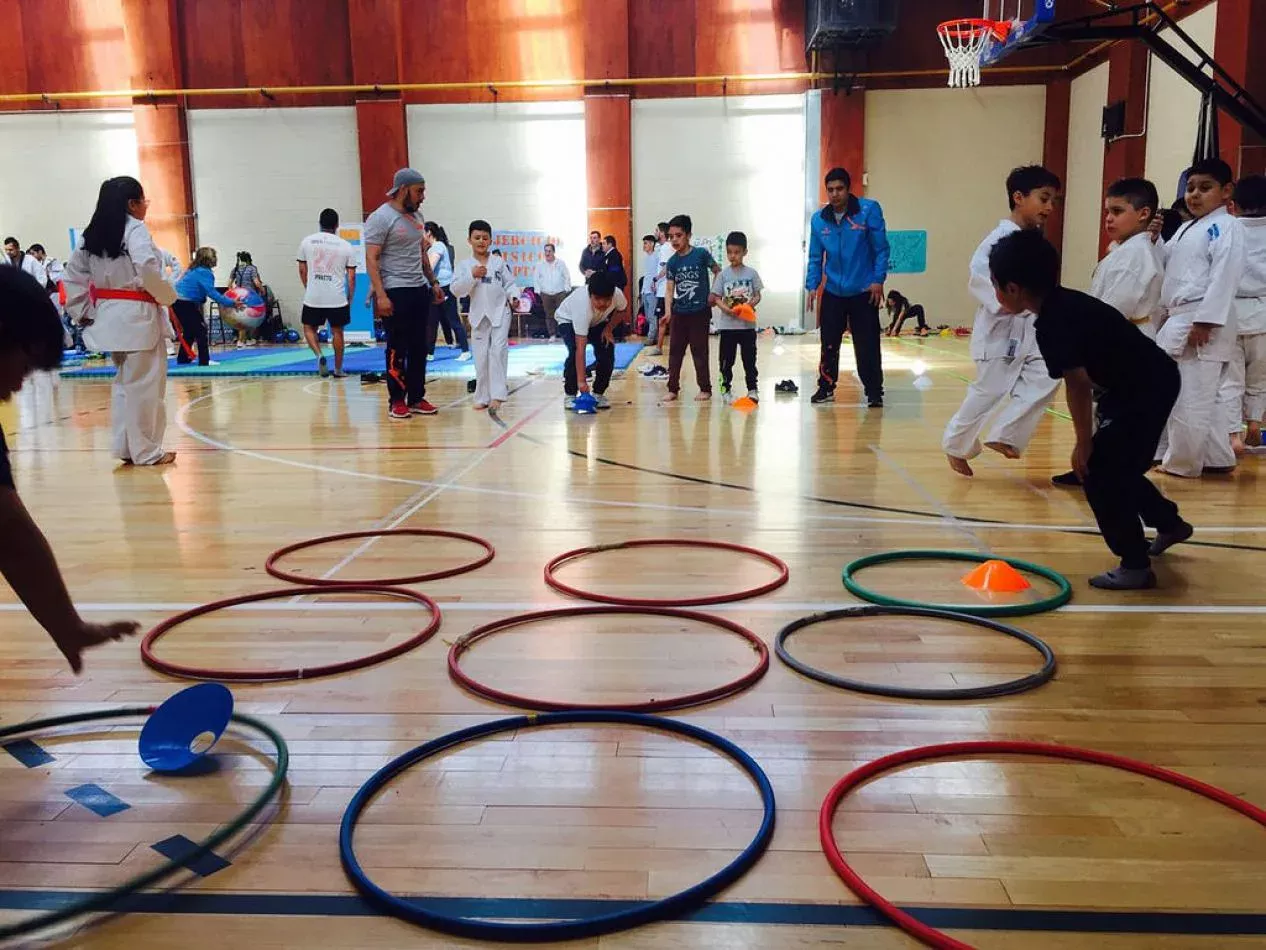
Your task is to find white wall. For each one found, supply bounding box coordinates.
[1145,1,1218,205]
[865,86,1047,325]
[632,95,806,327]
[0,111,139,260]
[407,101,587,277]
[188,107,361,321]
[1064,61,1110,291]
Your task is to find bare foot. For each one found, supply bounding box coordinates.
[144,452,177,466]
[695,392,712,402]
[984,441,1020,459]
[1232,433,1248,458]
[473,403,489,411]
[1247,422,1262,447]
[947,454,974,477]
[661,392,680,404]
[489,400,503,412]
[52,619,140,674]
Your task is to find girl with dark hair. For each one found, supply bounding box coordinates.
[885,290,930,337]
[229,251,266,347]
[424,222,470,361]
[63,177,179,466]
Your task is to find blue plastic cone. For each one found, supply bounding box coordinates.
[139,683,234,773]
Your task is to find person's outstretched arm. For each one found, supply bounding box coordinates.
[0,487,137,672]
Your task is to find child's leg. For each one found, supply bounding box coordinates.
[471,318,492,407]
[942,358,1020,461]
[666,313,688,395]
[1242,333,1266,441]
[740,328,758,393]
[109,355,130,461]
[591,326,616,395]
[718,330,737,393]
[1162,356,1228,476]
[688,312,711,396]
[561,323,579,396]
[1217,339,1247,443]
[488,321,510,403]
[911,304,929,332]
[985,355,1061,456]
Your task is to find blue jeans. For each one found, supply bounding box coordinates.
[642,292,659,342]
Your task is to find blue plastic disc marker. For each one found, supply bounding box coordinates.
[573,392,598,415]
[139,683,234,773]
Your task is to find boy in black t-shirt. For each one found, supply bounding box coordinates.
[989,229,1192,590]
[0,267,139,670]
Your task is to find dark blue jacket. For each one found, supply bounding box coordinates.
[806,197,890,297]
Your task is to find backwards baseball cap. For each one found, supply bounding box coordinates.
[387,168,426,196]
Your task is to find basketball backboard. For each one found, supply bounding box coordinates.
[978,0,1057,67]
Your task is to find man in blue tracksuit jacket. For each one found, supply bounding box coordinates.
[806,167,891,407]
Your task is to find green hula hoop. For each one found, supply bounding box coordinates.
[842,549,1072,618]
[0,707,289,940]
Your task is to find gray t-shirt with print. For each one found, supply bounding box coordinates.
[364,202,429,290]
[711,264,764,331]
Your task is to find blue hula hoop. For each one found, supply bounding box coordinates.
[339,710,776,942]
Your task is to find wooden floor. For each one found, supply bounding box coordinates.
[3,334,1266,949]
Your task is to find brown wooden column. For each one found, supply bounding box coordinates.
[819,89,865,204]
[1100,42,1149,254]
[1043,77,1071,258]
[120,0,194,260]
[584,0,633,266]
[350,0,408,217]
[1214,0,1266,176]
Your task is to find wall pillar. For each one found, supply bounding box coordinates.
[350,0,408,217]
[584,0,633,266]
[1100,41,1149,254]
[1043,77,1071,258]
[819,89,865,203]
[1214,0,1266,176]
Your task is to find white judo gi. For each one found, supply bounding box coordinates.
[1091,231,1164,339]
[942,219,1060,460]
[1216,215,1266,433]
[63,216,177,465]
[1156,206,1246,476]
[451,255,518,405]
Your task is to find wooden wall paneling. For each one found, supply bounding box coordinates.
[400,0,473,103]
[349,0,403,86]
[1100,39,1148,255]
[356,99,409,217]
[1044,76,1072,259]
[0,0,30,105]
[239,0,354,107]
[585,0,632,263]
[1213,0,1266,176]
[21,0,131,109]
[179,0,248,109]
[694,0,807,97]
[819,90,864,205]
[629,0,697,99]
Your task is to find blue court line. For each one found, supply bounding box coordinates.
[63,784,130,818]
[150,835,231,877]
[0,891,1262,935]
[2,739,54,768]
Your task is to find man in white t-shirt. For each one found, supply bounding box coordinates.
[651,221,672,355]
[531,243,571,339]
[555,271,629,410]
[297,208,357,377]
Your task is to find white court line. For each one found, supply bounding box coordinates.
[15,601,1266,615]
[173,381,1266,536]
[868,443,987,551]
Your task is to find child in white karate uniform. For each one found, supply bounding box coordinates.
[943,166,1063,477]
[450,220,518,412]
[1221,175,1266,453]
[1052,177,1166,488]
[1157,159,1246,477]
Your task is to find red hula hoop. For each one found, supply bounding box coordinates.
[819,740,1266,950]
[141,585,442,682]
[264,529,495,587]
[544,539,789,607]
[447,605,769,712]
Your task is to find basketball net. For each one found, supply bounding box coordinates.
[937,18,1012,88]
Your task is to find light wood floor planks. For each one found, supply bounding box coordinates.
[2,336,1266,949]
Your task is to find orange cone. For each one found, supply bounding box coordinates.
[961,559,1031,594]
[731,396,757,412]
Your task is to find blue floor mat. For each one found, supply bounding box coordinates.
[60,342,645,379]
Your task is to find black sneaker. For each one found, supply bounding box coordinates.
[774,379,798,394]
[1051,470,1082,487]
[1149,520,1193,556]
[1089,566,1157,591]
[810,387,834,404]
[318,356,329,378]
[868,397,884,409]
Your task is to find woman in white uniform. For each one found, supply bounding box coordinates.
[63,177,178,467]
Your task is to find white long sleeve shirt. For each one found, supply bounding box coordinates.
[1090,231,1163,325]
[967,219,1037,361]
[451,254,518,329]
[532,258,571,296]
[63,216,176,353]
[1235,216,1266,336]
[1158,206,1245,360]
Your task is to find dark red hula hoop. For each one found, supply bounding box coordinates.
[819,741,1266,950]
[141,585,442,682]
[544,539,790,607]
[448,606,769,712]
[264,529,495,587]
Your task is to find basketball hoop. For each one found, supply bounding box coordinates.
[937,18,1011,88]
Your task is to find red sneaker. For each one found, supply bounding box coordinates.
[388,401,410,420]
[408,399,438,416]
